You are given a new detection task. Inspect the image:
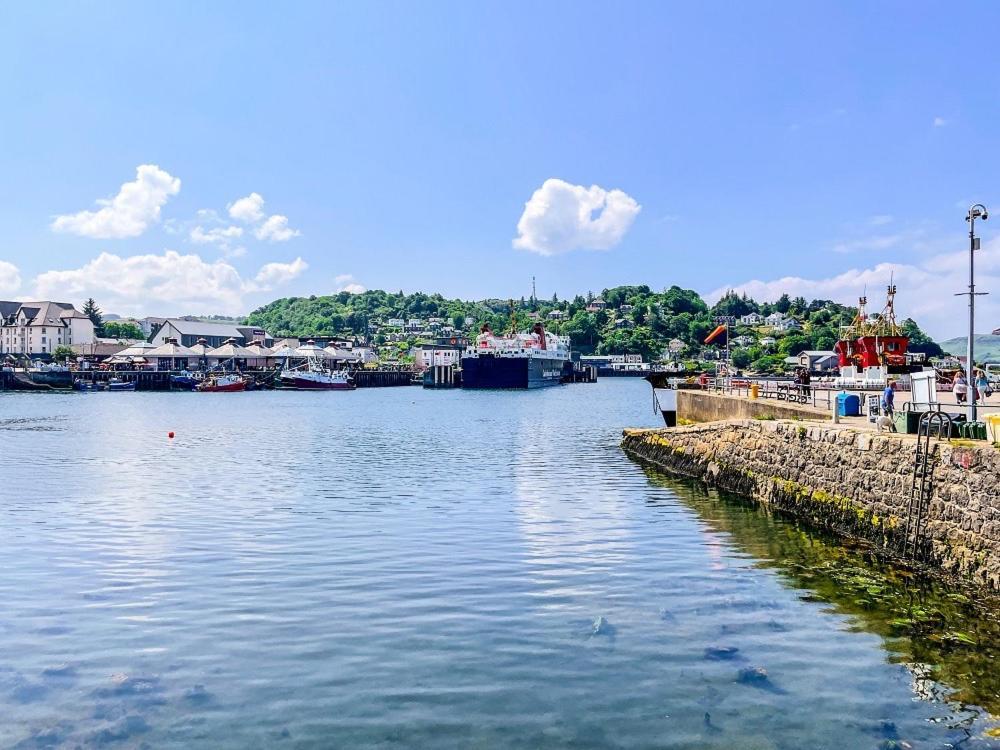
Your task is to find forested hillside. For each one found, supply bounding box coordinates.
[246,286,942,369]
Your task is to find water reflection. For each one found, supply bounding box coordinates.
[638,463,1000,734]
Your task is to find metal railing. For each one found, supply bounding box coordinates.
[705,377,833,411]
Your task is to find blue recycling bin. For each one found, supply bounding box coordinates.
[837,392,860,417]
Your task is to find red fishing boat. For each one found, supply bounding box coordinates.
[197,374,246,392]
[834,284,912,373]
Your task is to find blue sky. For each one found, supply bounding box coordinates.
[1,1,998,337]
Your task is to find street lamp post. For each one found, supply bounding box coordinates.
[960,204,989,422]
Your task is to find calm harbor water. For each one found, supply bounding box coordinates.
[2,379,1000,749]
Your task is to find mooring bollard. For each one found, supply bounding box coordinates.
[832,398,840,424]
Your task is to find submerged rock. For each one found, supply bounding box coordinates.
[736,666,784,693]
[704,646,741,661]
[589,616,617,638]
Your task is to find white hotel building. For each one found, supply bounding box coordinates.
[0,301,96,358]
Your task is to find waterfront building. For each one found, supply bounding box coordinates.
[796,350,839,372]
[0,300,96,358]
[412,344,462,371]
[149,318,273,348]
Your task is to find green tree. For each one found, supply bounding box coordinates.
[82,298,103,332]
[52,345,75,363]
[731,349,752,369]
[101,321,144,340]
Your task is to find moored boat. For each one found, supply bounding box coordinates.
[197,374,246,392]
[73,379,105,392]
[461,320,572,390]
[279,358,355,390]
[107,378,136,392]
[170,371,201,391]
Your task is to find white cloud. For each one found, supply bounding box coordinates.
[251,257,308,289]
[254,214,300,242]
[831,233,908,254]
[0,260,21,294]
[190,225,244,245]
[708,236,1000,339]
[227,192,300,242]
[51,165,181,239]
[32,250,307,316]
[334,273,366,294]
[513,178,641,255]
[868,214,893,226]
[933,116,948,127]
[228,193,266,224]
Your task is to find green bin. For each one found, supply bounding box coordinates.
[894,410,923,434]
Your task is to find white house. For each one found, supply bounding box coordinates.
[764,312,787,326]
[386,318,405,328]
[667,338,686,353]
[774,318,801,332]
[739,313,763,325]
[547,310,566,320]
[760,336,777,347]
[732,334,755,347]
[0,301,96,358]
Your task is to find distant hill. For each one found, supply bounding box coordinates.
[938,335,1000,361]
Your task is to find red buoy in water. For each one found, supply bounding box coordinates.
[168,431,175,439]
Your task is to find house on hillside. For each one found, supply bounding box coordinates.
[764,312,787,326]
[586,298,606,312]
[732,335,755,347]
[774,318,801,332]
[740,312,763,325]
[547,310,566,320]
[760,336,777,348]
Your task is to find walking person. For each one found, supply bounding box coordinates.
[882,378,895,418]
[953,371,968,405]
[975,370,991,400]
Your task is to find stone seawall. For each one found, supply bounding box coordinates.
[622,421,1000,589]
[678,389,830,423]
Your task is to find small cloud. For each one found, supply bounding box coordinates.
[832,233,906,254]
[513,178,641,256]
[254,214,300,242]
[228,193,265,224]
[190,225,244,245]
[335,273,366,294]
[0,260,21,294]
[868,215,893,226]
[51,164,181,239]
[227,193,300,242]
[933,117,948,127]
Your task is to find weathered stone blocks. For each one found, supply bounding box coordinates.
[622,420,1000,590]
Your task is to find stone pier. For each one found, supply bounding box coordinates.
[622,420,1000,590]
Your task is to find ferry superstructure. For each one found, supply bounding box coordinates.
[461,323,572,389]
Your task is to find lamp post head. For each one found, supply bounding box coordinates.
[967,203,988,222]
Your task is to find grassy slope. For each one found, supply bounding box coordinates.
[937,334,1000,361]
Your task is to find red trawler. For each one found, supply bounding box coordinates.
[834,284,914,375]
